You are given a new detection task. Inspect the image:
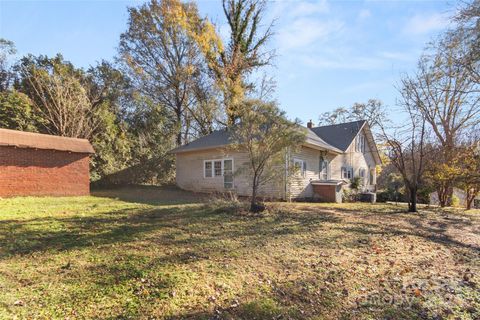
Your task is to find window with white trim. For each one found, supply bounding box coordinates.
[214,160,222,176]
[204,159,234,188]
[293,158,306,178]
[204,161,212,178]
[341,166,353,180]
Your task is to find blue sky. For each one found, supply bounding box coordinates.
[0,0,456,124]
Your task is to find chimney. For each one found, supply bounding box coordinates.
[307,120,313,129]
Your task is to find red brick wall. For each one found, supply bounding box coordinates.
[0,146,91,197]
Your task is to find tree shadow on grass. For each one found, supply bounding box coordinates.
[163,275,436,320]
[91,185,208,206]
[0,201,344,259]
[0,204,211,257]
[164,275,344,320]
[332,219,479,253]
[2,198,477,261]
[291,202,479,252]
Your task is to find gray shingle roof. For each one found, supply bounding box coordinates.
[170,129,231,153]
[304,129,343,153]
[310,120,366,152]
[170,126,342,154]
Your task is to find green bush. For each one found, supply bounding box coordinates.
[376,189,407,203]
[451,194,460,207]
[342,189,357,203]
[350,177,362,190]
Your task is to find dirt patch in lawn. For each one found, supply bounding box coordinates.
[0,191,478,319]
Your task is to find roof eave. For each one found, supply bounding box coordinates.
[169,144,230,154]
[362,124,382,165]
[0,142,95,154]
[302,142,343,154]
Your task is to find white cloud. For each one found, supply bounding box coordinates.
[290,0,329,17]
[301,53,387,71]
[403,12,449,35]
[273,1,342,52]
[272,1,427,72]
[277,18,344,50]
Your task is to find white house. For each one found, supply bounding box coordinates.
[170,120,382,203]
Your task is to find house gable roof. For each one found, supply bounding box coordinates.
[312,120,382,165]
[310,120,366,152]
[170,127,343,154]
[170,129,231,154]
[0,128,95,154]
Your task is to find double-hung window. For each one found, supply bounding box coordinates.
[204,158,234,189]
[214,160,222,177]
[204,161,213,178]
[341,166,353,180]
[293,158,306,178]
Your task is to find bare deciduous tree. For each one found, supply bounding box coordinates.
[380,81,429,213]
[19,60,101,139]
[319,99,388,136]
[454,0,480,83]
[401,34,480,206]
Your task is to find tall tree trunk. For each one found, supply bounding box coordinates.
[250,174,258,212]
[437,185,449,207]
[175,108,182,147]
[446,186,453,206]
[466,188,475,210]
[408,187,418,212]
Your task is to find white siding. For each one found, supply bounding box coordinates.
[175,148,286,199]
[289,146,321,198]
[329,127,377,190]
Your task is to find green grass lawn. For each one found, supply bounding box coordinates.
[1,186,479,319]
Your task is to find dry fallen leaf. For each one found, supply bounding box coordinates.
[13,300,24,306]
[414,288,422,297]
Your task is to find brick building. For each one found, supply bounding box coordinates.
[0,128,94,197]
